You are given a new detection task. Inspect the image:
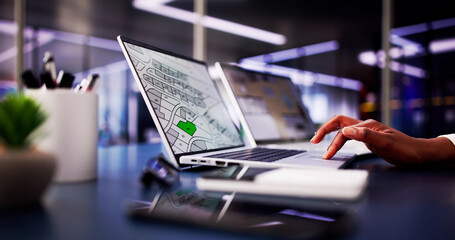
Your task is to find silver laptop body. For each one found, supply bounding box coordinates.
[117,36,354,170]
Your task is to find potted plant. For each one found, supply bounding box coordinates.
[0,93,56,207]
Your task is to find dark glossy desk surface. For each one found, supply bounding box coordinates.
[1,143,455,240]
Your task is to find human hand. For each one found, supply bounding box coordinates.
[310,115,455,166]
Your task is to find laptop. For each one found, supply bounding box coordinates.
[117,36,356,170]
[216,62,371,155]
[215,62,316,145]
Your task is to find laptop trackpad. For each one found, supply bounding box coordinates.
[278,154,346,168]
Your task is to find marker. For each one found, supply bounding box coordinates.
[74,78,87,93]
[21,70,42,88]
[84,74,99,92]
[43,51,57,83]
[73,84,83,92]
[56,70,75,88]
[40,71,56,89]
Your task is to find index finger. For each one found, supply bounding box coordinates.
[311,115,361,143]
[323,130,349,159]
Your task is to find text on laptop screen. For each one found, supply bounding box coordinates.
[123,42,243,154]
[221,65,313,142]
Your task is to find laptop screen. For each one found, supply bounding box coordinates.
[219,63,315,143]
[120,38,244,156]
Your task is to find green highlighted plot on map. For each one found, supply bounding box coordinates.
[177,121,197,136]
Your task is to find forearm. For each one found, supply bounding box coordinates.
[417,137,455,166]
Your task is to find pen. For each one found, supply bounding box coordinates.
[56,70,75,88]
[43,51,57,83]
[84,74,99,92]
[40,71,56,89]
[21,69,42,88]
[74,78,87,93]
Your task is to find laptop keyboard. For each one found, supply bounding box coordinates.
[205,148,306,162]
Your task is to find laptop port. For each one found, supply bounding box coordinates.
[191,159,197,163]
[215,161,225,166]
[200,160,207,163]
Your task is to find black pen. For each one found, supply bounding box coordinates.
[56,70,75,88]
[21,70,42,88]
[40,71,56,89]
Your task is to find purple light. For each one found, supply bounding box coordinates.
[302,40,340,56]
[358,48,428,78]
[389,47,403,59]
[390,34,424,57]
[378,60,427,78]
[246,221,284,228]
[358,51,377,66]
[0,20,39,39]
[391,17,455,36]
[392,23,428,36]
[316,73,337,86]
[239,61,363,91]
[73,60,128,81]
[290,71,315,86]
[0,31,54,64]
[51,31,121,52]
[0,19,122,65]
[133,0,198,23]
[264,48,300,63]
[0,19,17,35]
[390,34,419,47]
[241,40,339,63]
[429,38,455,54]
[0,80,17,87]
[431,17,455,30]
[279,209,336,222]
[341,78,363,91]
[389,61,402,72]
[203,16,286,45]
[133,0,286,45]
[88,36,121,52]
[402,63,427,78]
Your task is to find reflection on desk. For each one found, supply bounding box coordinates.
[128,165,353,239]
[0,143,454,240]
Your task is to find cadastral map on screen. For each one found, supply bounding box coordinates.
[125,43,243,154]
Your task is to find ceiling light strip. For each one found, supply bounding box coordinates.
[132,0,286,45]
[0,32,54,64]
[239,61,362,91]
[429,37,455,54]
[241,40,339,63]
[391,23,428,36]
[358,53,427,78]
[391,17,455,37]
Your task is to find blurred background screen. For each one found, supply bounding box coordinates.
[1,0,454,146]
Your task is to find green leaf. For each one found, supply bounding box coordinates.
[0,93,47,149]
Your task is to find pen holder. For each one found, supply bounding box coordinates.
[26,89,98,183]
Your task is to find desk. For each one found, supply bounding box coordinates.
[1,143,455,240]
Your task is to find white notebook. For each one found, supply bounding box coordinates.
[197,168,369,200]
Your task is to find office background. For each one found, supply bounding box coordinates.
[1,0,455,146]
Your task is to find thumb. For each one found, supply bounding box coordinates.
[342,126,384,144]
